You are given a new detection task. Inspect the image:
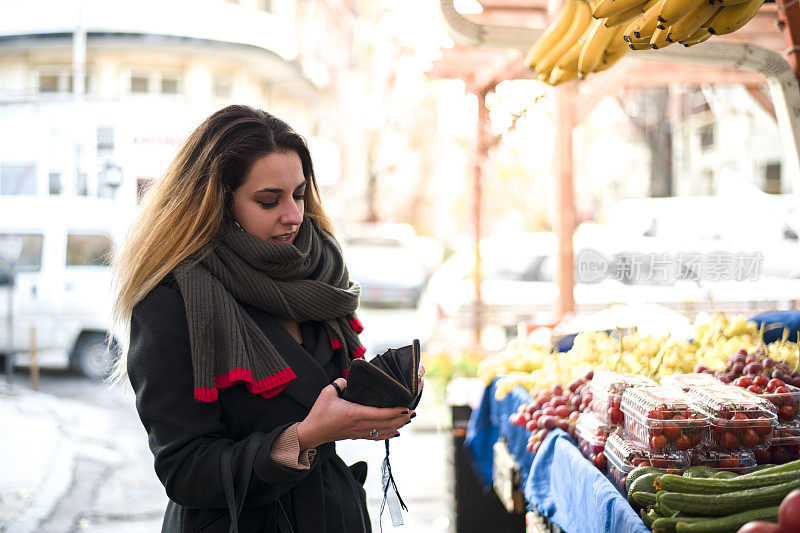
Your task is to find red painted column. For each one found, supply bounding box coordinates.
[555,81,576,319]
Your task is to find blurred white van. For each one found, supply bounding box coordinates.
[0,196,134,378]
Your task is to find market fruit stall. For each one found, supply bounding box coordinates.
[463,311,800,532]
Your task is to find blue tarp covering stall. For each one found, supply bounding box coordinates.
[464,379,649,533]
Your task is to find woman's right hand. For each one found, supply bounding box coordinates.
[296,378,413,450]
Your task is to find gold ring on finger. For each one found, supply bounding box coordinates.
[369,428,379,438]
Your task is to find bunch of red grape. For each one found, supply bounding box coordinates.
[698,349,800,387]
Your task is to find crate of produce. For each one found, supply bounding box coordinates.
[730,376,800,423]
[660,372,723,392]
[575,411,616,470]
[757,422,800,465]
[688,447,756,475]
[604,432,689,493]
[687,385,777,452]
[621,387,709,452]
[589,370,657,426]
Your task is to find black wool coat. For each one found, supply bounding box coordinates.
[127,277,372,533]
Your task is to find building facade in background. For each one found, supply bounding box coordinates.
[0,0,345,209]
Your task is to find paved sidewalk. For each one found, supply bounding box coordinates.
[0,379,453,532]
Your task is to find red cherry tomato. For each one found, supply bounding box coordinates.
[735,377,754,388]
[663,422,681,441]
[767,378,786,391]
[722,431,740,451]
[742,429,759,448]
[754,416,773,436]
[748,385,764,395]
[651,434,668,451]
[753,375,769,388]
[592,451,607,470]
[719,454,740,469]
[675,434,691,451]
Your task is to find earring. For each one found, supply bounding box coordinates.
[234,220,245,232]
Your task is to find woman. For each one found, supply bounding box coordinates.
[111,105,416,532]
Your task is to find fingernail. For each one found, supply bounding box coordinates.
[410,413,417,419]
[401,410,409,415]
[393,432,400,438]
[404,420,411,426]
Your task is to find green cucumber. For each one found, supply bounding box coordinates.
[631,491,657,509]
[651,516,706,533]
[674,506,779,533]
[658,477,800,516]
[682,466,716,478]
[627,466,666,494]
[746,464,775,474]
[656,491,679,517]
[658,471,800,494]
[710,470,738,479]
[741,459,800,477]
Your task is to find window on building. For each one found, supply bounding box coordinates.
[213,74,233,98]
[0,164,37,195]
[130,71,183,95]
[699,123,715,150]
[764,162,782,194]
[48,172,62,195]
[0,233,43,271]
[66,233,113,266]
[130,74,149,93]
[160,74,180,94]
[38,74,59,93]
[38,68,90,94]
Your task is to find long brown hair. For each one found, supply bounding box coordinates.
[110,105,333,382]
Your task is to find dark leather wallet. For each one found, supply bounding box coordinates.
[341,339,422,410]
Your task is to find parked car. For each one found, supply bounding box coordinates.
[341,223,439,309]
[0,196,135,378]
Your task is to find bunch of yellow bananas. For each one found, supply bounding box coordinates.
[525,0,765,85]
[614,0,765,50]
[525,0,631,86]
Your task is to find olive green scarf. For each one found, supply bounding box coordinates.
[174,218,364,402]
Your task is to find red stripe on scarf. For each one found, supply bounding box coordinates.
[352,344,367,359]
[331,339,342,350]
[194,367,297,402]
[349,318,364,333]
